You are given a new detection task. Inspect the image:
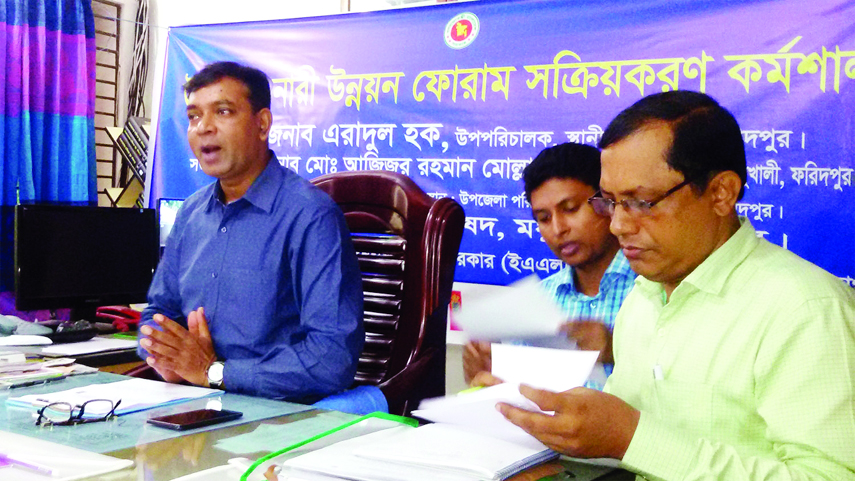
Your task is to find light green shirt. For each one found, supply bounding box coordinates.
[605,219,855,481]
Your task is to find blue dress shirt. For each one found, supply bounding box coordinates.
[140,158,364,401]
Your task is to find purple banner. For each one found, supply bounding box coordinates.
[151,0,855,287]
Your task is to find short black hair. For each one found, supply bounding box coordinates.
[184,61,271,112]
[598,90,747,200]
[523,142,601,202]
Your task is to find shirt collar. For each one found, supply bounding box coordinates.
[204,151,281,214]
[635,217,758,298]
[554,249,636,292]
[680,217,757,295]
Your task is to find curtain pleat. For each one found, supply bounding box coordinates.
[0,0,96,291]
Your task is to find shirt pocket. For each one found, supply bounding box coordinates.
[654,379,714,439]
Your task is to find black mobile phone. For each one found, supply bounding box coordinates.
[146,408,243,430]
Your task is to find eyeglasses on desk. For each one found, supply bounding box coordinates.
[35,399,122,426]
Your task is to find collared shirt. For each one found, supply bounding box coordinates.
[140,158,364,402]
[540,250,635,334]
[530,251,636,388]
[606,219,855,480]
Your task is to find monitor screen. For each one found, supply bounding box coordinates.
[157,198,184,247]
[14,204,159,316]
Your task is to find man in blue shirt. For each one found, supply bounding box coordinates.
[138,62,364,402]
[463,143,635,389]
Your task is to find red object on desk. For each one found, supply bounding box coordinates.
[96,306,141,332]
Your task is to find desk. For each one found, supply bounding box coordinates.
[83,414,635,481]
[90,409,335,481]
[1,373,634,481]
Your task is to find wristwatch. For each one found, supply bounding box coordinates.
[207,361,225,389]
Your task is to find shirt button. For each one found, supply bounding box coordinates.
[657,328,665,337]
[212,272,218,278]
[220,226,227,233]
[590,302,597,308]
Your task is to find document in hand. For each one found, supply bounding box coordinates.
[412,348,600,446]
[490,345,600,390]
[412,382,550,447]
[452,275,566,341]
[6,378,219,416]
[0,431,133,480]
[282,422,558,481]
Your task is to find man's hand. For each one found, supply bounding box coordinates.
[462,341,492,384]
[469,371,504,388]
[139,307,217,386]
[497,385,639,460]
[561,320,613,364]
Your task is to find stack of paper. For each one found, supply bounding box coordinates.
[6,377,219,416]
[282,423,557,481]
[0,355,67,386]
[39,337,138,356]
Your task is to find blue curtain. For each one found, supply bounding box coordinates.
[0,0,97,291]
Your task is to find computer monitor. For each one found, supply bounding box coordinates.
[157,198,184,248]
[14,204,159,321]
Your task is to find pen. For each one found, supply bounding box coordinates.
[9,375,67,389]
[0,452,55,476]
[458,385,484,394]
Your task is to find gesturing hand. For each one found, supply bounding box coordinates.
[140,307,217,387]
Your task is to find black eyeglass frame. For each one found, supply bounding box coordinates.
[35,398,122,426]
[587,179,693,217]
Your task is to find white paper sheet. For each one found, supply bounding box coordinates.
[0,431,133,481]
[0,335,52,346]
[413,348,599,448]
[284,427,483,481]
[40,337,138,355]
[490,345,599,392]
[353,423,556,479]
[413,383,549,448]
[7,378,219,416]
[452,275,566,341]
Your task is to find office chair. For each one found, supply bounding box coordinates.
[311,170,465,415]
[126,170,465,416]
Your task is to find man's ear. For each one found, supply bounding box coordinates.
[257,108,273,141]
[709,171,742,217]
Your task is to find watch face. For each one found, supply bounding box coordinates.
[208,362,224,383]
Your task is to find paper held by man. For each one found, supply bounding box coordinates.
[452,275,567,341]
[413,347,600,448]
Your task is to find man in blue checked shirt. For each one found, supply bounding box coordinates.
[463,142,636,390]
[138,62,363,403]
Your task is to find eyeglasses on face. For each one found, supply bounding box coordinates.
[35,399,121,426]
[587,179,693,217]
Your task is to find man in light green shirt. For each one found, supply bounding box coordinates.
[498,90,855,480]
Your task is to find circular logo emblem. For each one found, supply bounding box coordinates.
[444,12,480,50]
